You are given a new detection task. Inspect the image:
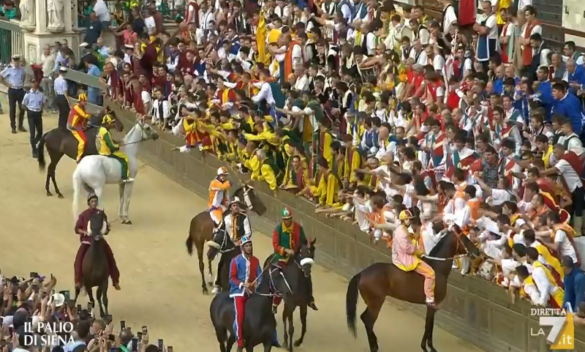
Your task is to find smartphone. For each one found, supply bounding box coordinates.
[87,302,93,310]
[131,338,138,352]
[120,320,126,330]
[30,272,38,279]
[167,347,173,352]
[142,326,148,334]
[137,332,143,340]
[104,314,113,324]
[158,339,164,351]
[60,290,70,302]
[108,334,115,342]
[76,304,82,314]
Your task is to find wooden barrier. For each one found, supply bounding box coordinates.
[105,99,584,352]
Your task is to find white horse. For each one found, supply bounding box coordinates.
[72,120,159,224]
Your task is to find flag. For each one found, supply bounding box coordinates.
[257,12,267,65]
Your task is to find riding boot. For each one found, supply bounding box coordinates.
[74,243,90,287]
[307,276,318,311]
[104,242,121,290]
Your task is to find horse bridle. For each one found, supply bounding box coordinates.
[248,264,293,298]
[421,230,471,262]
[241,185,254,211]
[121,121,155,146]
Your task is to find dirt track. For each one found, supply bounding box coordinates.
[0,100,485,351]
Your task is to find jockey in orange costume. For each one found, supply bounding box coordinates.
[67,93,92,162]
[392,210,437,309]
[209,166,232,229]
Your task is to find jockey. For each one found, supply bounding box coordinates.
[209,197,251,294]
[229,235,261,352]
[97,114,134,183]
[272,207,318,311]
[392,210,437,309]
[209,166,232,230]
[73,194,121,290]
[67,93,92,162]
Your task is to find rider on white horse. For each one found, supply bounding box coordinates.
[209,166,232,231]
[97,114,134,183]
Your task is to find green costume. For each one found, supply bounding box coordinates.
[272,207,307,264]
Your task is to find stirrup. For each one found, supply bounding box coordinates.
[123,178,135,183]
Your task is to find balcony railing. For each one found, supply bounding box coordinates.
[0,18,24,66]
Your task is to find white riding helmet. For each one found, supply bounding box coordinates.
[217,166,228,176]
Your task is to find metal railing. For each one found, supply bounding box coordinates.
[0,19,24,66]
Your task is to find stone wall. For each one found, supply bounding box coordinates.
[106,99,585,352]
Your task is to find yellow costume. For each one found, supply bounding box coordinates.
[67,93,91,162]
[521,261,564,308]
[97,115,131,181]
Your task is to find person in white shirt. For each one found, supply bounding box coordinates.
[40,45,56,111]
[144,9,157,34]
[538,212,580,264]
[557,119,585,156]
[473,1,498,66]
[93,0,111,25]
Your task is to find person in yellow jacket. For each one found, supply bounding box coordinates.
[524,229,564,282]
[342,134,362,186]
[67,93,92,162]
[519,247,564,308]
[248,149,280,196]
[97,115,133,183]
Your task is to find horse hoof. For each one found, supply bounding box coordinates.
[46,191,53,197]
[124,220,132,225]
[202,287,209,294]
[57,194,64,199]
[293,340,302,347]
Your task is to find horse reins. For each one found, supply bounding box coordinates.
[421,231,470,262]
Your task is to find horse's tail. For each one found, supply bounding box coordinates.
[346,271,362,338]
[72,166,83,223]
[186,234,194,256]
[37,133,47,171]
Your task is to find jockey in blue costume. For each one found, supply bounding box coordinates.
[229,236,280,351]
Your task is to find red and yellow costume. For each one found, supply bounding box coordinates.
[67,93,91,162]
[208,167,232,225]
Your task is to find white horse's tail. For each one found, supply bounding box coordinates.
[72,166,83,223]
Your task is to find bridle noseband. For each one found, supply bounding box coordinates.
[421,231,471,262]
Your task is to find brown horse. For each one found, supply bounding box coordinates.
[346,229,480,352]
[185,185,266,294]
[37,108,124,198]
[74,210,111,318]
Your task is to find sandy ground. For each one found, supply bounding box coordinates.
[0,98,485,352]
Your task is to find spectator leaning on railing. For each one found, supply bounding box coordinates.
[0,272,173,352]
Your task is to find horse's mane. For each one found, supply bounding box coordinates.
[427,231,453,257]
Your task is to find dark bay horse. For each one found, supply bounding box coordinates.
[264,240,317,351]
[206,224,242,293]
[37,108,124,198]
[210,264,292,352]
[74,210,111,318]
[185,185,266,294]
[346,230,480,352]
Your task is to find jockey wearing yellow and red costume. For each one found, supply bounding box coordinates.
[67,93,92,162]
[209,166,232,228]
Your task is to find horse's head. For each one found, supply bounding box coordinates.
[234,184,266,216]
[130,119,159,144]
[296,238,317,278]
[206,228,234,261]
[429,230,480,261]
[87,210,109,243]
[106,108,124,132]
[265,264,294,297]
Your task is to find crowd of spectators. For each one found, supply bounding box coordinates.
[5,0,585,314]
[0,272,173,352]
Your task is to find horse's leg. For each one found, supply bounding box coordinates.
[226,333,236,352]
[360,297,384,352]
[47,151,64,198]
[96,285,105,318]
[87,287,96,314]
[102,281,109,316]
[208,257,215,286]
[262,341,272,352]
[421,306,438,352]
[293,304,308,347]
[286,309,295,352]
[121,182,134,225]
[281,309,289,350]
[73,285,81,305]
[196,239,209,294]
[118,184,125,223]
[215,327,228,352]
